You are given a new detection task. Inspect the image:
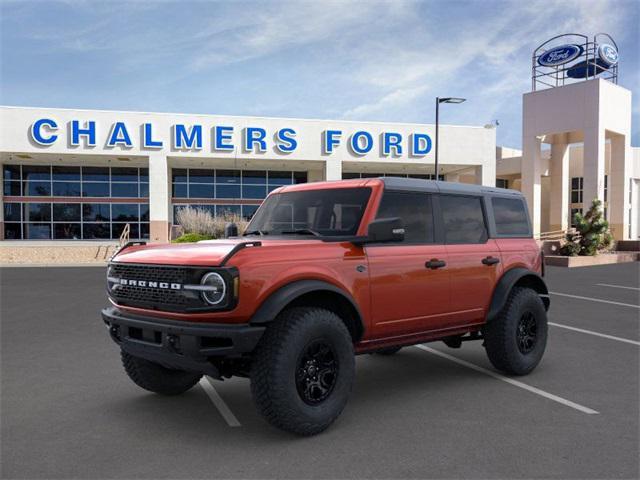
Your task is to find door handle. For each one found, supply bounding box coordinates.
[426,259,446,269]
[482,256,500,266]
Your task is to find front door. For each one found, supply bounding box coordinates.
[366,191,451,338]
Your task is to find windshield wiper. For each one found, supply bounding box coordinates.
[244,229,268,236]
[280,228,321,237]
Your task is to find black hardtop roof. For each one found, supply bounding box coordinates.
[381,177,523,197]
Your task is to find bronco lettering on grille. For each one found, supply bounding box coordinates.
[119,279,182,290]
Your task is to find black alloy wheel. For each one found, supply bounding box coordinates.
[516,311,537,354]
[295,340,338,405]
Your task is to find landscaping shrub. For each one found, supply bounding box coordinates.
[560,199,613,256]
[174,206,249,241]
[173,233,214,243]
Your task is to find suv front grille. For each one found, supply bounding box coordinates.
[107,263,234,313]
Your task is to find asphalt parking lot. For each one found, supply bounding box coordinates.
[1,263,638,479]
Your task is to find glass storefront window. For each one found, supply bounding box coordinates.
[52,166,80,181]
[112,204,139,222]
[82,182,110,197]
[53,204,81,222]
[188,184,215,198]
[83,203,110,221]
[111,183,139,197]
[52,182,81,196]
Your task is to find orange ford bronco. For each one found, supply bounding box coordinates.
[103,177,549,435]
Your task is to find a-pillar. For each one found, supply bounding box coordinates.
[148,153,171,243]
[609,133,631,240]
[582,126,606,211]
[522,135,543,236]
[549,135,570,232]
[324,159,342,181]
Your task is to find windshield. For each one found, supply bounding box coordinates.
[245,187,372,237]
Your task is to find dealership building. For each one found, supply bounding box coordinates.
[0,34,638,243]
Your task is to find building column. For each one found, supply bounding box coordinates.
[582,126,606,211]
[609,134,631,240]
[522,135,543,236]
[148,153,171,243]
[324,159,342,181]
[474,163,495,187]
[549,136,570,232]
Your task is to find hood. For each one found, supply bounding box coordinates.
[111,238,324,267]
[112,239,249,267]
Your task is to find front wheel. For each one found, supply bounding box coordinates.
[250,307,355,436]
[483,287,548,376]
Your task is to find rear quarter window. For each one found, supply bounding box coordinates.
[492,197,530,236]
[440,195,487,244]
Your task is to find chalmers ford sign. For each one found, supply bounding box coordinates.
[29,118,434,157]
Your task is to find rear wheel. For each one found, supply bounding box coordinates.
[483,287,548,375]
[121,350,202,395]
[250,307,355,436]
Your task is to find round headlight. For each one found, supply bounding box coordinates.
[200,272,226,305]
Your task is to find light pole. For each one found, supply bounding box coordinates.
[435,97,466,180]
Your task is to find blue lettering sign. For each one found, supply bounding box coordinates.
[107,122,133,147]
[214,126,234,151]
[143,123,163,148]
[275,128,297,153]
[383,132,403,156]
[323,130,342,154]
[71,120,96,147]
[244,127,267,152]
[350,131,373,155]
[30,118,58,145]
[411,133,432,156]
[173,124,203,149]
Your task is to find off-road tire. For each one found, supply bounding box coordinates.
[121,350,202,395]
[250,307,355,436]
[375,346,402,355]
[484,287,548,376]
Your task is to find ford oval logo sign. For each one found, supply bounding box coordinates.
[598,44,618,67]
[538,44,583,67]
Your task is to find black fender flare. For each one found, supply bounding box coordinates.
[249,280,365,339]
[486,268,549,323]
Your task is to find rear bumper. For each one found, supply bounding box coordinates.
[102,306,265,378]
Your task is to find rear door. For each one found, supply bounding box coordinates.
[439,194,502,325]
[366,190,451,338]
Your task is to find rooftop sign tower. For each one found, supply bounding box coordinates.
[522,33,632,240]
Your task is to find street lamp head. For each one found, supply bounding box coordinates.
[438,97,466,104]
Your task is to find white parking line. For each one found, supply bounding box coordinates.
[199,377,241,427]
[415,345,599,415]
[596,283,640,291]
[550,291,640,309]
[549,322,640,346]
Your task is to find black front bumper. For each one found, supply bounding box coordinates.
[102,306,265,378]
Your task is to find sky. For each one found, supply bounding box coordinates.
[1,0,638,149]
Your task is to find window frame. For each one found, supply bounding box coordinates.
[489,195,532,238]
[372,190,439,245]
[437,193,490,245]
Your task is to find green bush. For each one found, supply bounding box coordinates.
[172,233,214,243]
[559,199,613,256]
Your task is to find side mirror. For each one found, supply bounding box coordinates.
[224,222,238,238]
[364,217,405,243]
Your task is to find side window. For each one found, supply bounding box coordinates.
[492,197,530,236]
[440,195,487,244]
[376,191,434,243]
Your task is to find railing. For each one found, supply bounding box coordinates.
[535,228,577,241]
[118,223,131,247]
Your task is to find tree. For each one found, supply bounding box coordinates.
[560,199,613,256]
